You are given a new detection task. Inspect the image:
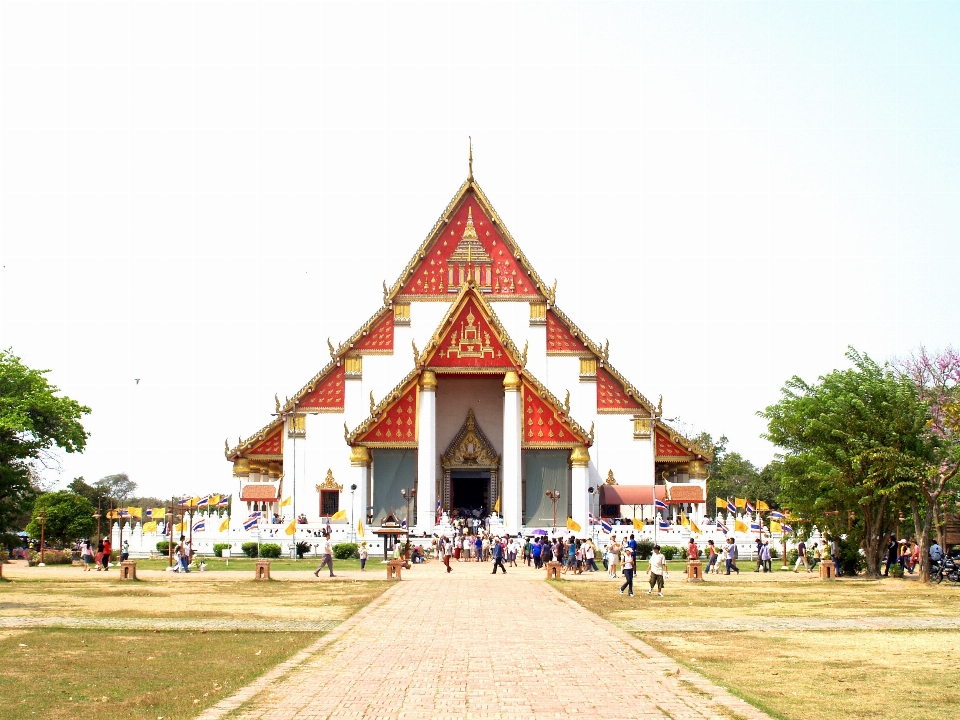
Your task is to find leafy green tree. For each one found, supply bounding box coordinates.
[26,491,96,546]
[94,473,136,504]
[0,350,90,532]
[761,348,930,576]
[695,432,779,513]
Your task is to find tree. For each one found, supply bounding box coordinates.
[25,491,96,546]
[93,473,136,504]
[0,350,90,532]
[898,347,960,582]
[760,348,930,576]
[695,432,779,513]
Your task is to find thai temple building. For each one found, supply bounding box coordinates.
[224,159,712,537]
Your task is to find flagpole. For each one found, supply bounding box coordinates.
[291,400,297,561]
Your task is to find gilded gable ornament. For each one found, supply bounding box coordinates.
[316,469,343,493]
[441,409,500,470]
[605,469,617,485]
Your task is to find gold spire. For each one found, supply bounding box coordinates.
[468,136,473,181]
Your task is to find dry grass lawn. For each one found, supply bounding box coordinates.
[554,575,960,720]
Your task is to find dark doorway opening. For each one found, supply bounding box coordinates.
[450,471,490,512]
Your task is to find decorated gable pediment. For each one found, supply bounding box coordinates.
[247,424,283,458]
[422,288,519,371]
[399,199,541,300]
[546,311,589,355]
[597,367,645,413]
[352,380,419,447]
[655,427,693,461]
[442,409,500,470]
[521,378,588,448]
[352,312,394,354]
[298,364,345,412]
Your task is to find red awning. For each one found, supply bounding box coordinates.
[239,485,279,502]
[599,485,666,506]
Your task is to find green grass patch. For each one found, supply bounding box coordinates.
[0,628,318,720]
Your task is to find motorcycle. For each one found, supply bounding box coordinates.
[932,555,960,584]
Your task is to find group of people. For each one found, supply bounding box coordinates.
[78,537,116,571]
[883,534,926,576]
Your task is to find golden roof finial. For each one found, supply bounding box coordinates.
[468,136,473,181]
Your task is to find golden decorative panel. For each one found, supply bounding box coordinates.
[529,302,546,325]
[393,303,411,325]
[287,413,306,439]
[579,357,597,379]
[345,356,363,377]
[633,417,651,439]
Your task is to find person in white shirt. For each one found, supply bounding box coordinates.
[647,544,666,596]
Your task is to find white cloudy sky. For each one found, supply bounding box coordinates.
[1,1,958,499]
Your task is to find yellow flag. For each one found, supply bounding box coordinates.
[152,508,166,520]
[127,507,142,519]
[174,522,184,533]
[141,521,157,533]
[284,520,296,536]
[770,520,782,533]
[189,496,200,507]
[735,498,747,509]
[566,517,581,533]
[357,519,365,539]
[209,494,221,506]
[493,496,501,513]
[690,520,701,534]
[735,519,748,533]
[219,517,230,532]
[680,513,689,527]
[715,497,725,510]
[757,500,770,511]
[331,510,347,521]
[632,517,643,530]
[281,496,292,507]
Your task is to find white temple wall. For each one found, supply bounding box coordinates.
[593,414,653,486]
[542,355,584,416]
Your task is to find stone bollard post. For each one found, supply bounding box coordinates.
[120,561,138,580]
[819,560,834,580]
[686,560,704,582]
[255,560,271,580]
[387,560,403,580]
[545,561,563,580]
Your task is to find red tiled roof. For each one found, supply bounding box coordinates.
[668,485,705,504]
[239,485,279,501]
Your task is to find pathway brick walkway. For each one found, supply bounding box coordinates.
[199,561,772,720]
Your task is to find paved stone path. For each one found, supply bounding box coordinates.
[0,616,339,632]
[618,616,960,632]
[198,561,772,720]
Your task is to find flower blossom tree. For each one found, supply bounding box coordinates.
[899,347,960,582]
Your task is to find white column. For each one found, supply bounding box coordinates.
[570,445,590,536]
[283,414,306,520]
[416,371,437,534]
[502,371,522,531]
[350,446,370,536]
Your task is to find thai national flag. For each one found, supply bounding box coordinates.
[600,519,613,534]
[145,508,153,519]
[655,499,668,511]
[716,520,728,534]
[243,516,259,531]
[198,496,210,508]
[192,519,205,532]
[401,518,407,529]
[217,495,229,508]
[588,512,599,524]
[436,498,442,524]
[726,499,736,514]
[770,510,785,520]
[750,522,762,532]
[782,523,793,533]
[745,501,755,514]
[658,520,670,530]
[178,497,189,506]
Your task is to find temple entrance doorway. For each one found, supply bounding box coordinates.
[450,471,490,514]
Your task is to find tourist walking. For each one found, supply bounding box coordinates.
[101,537,112,571]
[95,539,104,571]
[314,532,335,577]
[761,540,772,573]
[725,538,740,575]
[359,542,368,571]
[80,539,94,571]
[491,537,507,574]
[532,538,543,568]
[909,540,920,574]
[619,545,635,597]
[647,544,666,596]
[121,539,129,562]
[755,537,764,572]
[831,536,842,576]
[441,536,453,573]
[705,539,718,574]
[883,534,897,576]
[809,542,821,570]
[585,540,599,572]
[607,537,620,578]
[523,537,532,566]
[794,539,809,572]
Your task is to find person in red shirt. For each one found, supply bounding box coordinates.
[688,538,698,562]
[101,537,112,570]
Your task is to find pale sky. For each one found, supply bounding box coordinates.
[1,1,958,499]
